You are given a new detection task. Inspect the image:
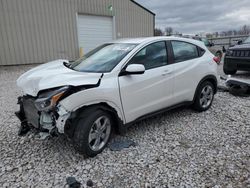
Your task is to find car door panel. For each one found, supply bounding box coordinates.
[118,41,175,123]
[170,41,207,104]
[172,59,202,103]
[119,65,175,123]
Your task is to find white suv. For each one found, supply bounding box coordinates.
[16,37,219,157]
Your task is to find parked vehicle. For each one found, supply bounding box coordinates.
[224,36,250,75]
[201,38,224,61]
[16,37,219,157]
[183,35,224,63]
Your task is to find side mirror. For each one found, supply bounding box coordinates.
[120,64,145,76]
[237,40,243,45]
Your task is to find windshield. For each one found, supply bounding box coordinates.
[243,36,250,44]
[70,43,137,73]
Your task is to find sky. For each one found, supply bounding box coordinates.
[135,0,250,34]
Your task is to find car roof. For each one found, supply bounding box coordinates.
[112,36,205,47]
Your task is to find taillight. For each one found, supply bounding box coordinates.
[213,56,220,64]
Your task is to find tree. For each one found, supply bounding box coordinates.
[216,25,250,37]
[240,25,250,35]
[154,28,163,36]
[165,27,173,36]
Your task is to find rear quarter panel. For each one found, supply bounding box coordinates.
[173,52,217,103]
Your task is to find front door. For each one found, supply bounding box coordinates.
[118,41,175,123]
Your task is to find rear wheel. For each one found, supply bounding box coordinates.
[193,81,215,112]
[73,108,113,157]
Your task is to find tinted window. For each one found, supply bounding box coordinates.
[171,41,199,63]
[128,42,168,70]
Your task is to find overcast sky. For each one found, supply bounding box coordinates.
[136,0,250,34]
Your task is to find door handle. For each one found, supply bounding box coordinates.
[162,70,172,76]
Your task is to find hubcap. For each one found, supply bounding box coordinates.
[88,116,111,151]
[200,85,213,108]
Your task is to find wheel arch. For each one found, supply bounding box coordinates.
[193,75,218,102]
[64,102,124,139]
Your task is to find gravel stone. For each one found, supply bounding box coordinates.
[86,179,94,187]
[0,64,249,187]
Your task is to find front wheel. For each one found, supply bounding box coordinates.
[73,108,113,157]
[193,81,215,112]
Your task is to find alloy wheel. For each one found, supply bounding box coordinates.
[199,85,214,109]
[88,116,111,151]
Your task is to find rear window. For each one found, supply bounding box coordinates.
[171,41,199,63]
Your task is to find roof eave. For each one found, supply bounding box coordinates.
[130,0,155,16]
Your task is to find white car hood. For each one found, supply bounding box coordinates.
[17,59,103,96]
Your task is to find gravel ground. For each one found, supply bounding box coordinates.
[0,63,250,188]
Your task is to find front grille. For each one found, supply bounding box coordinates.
[232,50,250,57]
[23,96,40,128]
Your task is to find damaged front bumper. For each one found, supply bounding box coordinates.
[15,96,70,138]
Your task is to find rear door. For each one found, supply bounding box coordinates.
[170,40,204,103]
[118,41,175,123]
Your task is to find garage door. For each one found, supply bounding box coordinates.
[77,15,114,54]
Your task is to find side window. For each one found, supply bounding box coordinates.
[171,41,199,63]
[199,47,206,56]
[129,41,168,70]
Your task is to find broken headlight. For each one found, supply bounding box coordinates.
[35,86,69,111]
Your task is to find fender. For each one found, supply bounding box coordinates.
[57,97,125,137]
[63,100,124,121]
[58,79,125,122]
[193,74,218,102]
[60,101,125,138]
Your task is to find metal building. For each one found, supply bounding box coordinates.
[0,0,155,65]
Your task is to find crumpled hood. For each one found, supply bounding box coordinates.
[17,59,103,96]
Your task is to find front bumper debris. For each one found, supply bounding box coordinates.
[226,78,250,97]
[15,97,30,136]
[15,96,70,138]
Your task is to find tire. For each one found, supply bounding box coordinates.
[73,108,113,157]
[223,67,237,75]
[193,81,215,112]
